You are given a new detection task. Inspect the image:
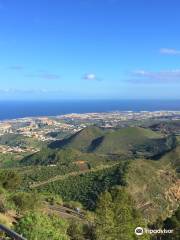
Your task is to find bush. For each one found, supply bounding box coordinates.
[0,170,21,190]
[0,186,6,195]
[44,193,63,205]
[0,199,6,213]
[15,212,69,240]
[67,220,85,240]
[0,188,8,213]
[11,192,41,212]
[64,201,83,211]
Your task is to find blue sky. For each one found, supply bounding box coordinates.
[0,0,180,100]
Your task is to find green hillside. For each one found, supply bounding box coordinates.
[0,133,42,148]
[22,152,179,222]
[18,125,179,225]
[49,126,163,151]
[49,126,105,151]
[89,127,167,156]
[125,157,179,222]
[0,124,175,240]
[20,148,80,166]
[22,126,176,166]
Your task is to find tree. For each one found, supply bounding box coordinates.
[15,212,70,240]
[67,220,85,240]
[95,188,150,240]
[95,191,115,240]
[160,206,180,240]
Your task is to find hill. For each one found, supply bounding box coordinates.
[125,156,180,222]
[49,126,105,151]
[0,133,42,148]
[18,125,180,224]
[25,152,180,222]
[87,127,175,157]
[22,126,176,166]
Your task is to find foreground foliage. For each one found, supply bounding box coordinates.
[95,188,150,240]
[15,212,70,240]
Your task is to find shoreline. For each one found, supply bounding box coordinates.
[0,110,180,123]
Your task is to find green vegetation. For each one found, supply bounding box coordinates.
[151,206,180,240]
[21,148,80,166]
[0,152,23,168]
[0,124,179,239]
[0,133,42,148]
[11,192,41,212]
[95,188,150,240]
[49,126,105,151]
[23,126,176,167]
[0,170,21,190]
[161,206,180,240]
[150,120,180,135]
[36,163,127,209]
[15,212,70,240]
[125,157,179,222]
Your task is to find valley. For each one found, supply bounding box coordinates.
[0,112,180,239]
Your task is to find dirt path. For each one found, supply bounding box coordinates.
[47,204,85,222]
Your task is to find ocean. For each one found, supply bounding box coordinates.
[0,100,180,121]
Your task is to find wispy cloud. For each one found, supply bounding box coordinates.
[38,73,60,80]
[0,88,62,94]
[83,73,102,81]
[8,65,24,70]
[130,69,180,83]
[25,73,60,80]
[160,48,180,55]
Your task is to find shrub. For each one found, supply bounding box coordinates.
[64,201,83,211]
[45,194,63,205]
[0,170,21,190]
[15,212,69,240]
[11,192,41,212]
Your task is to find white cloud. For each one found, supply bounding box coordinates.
[83,73,102,81]
[160,48,180,55]
[131,69,180,83]
[83,73,97,80]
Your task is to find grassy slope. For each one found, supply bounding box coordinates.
[125,149,180,223]
[24,126,167,166]
[92,127,163,155]
[49,126,105,151]
[0,134,42,148]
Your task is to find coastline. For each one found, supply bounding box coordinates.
[0,99,180,121]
